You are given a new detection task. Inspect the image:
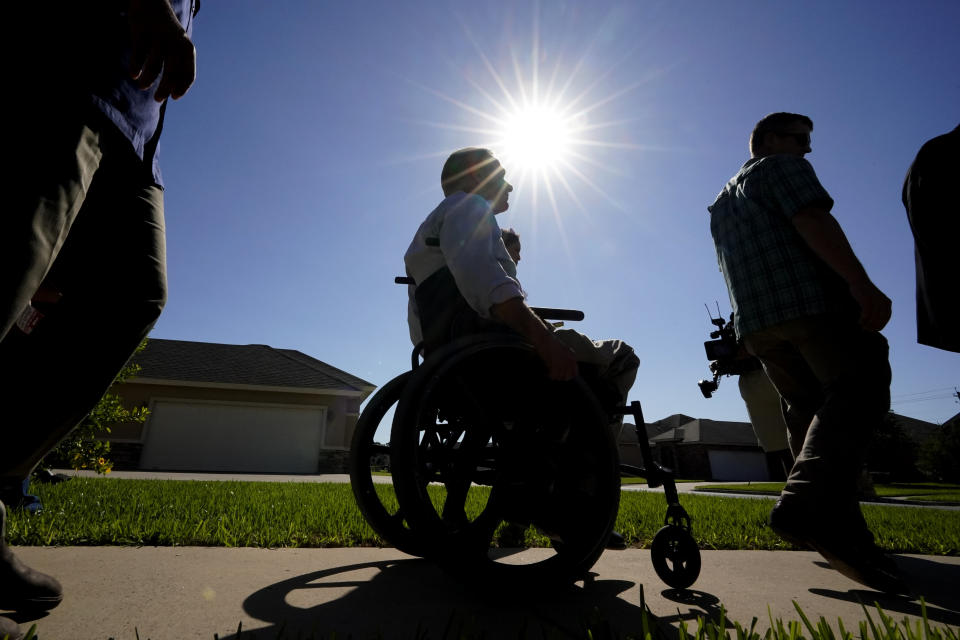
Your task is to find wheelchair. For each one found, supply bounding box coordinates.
[349,277,701,590]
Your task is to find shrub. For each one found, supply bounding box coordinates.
[36,340,149,475]
[918,420,960,483]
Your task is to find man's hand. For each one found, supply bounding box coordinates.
[127,0,197,101]
[531,333,579,381]
[849,279,892,332]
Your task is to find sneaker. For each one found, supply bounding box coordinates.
[0,501,63,612]
[0,614,24,640]
[768,498,910,595]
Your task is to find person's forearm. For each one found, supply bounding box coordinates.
[792,206,892,331]
[791,207,872,286]
[491,297,553,346]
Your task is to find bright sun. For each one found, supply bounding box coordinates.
[498,104,573,173]
[409,13,641,224]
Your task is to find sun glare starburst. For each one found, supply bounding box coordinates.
[499,104,573,173]
[402,7,650,235]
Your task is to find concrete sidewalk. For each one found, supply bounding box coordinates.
[7,547,959,639]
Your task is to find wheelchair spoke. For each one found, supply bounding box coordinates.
[441,424,495,527]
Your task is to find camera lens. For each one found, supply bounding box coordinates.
[697,379,717,398]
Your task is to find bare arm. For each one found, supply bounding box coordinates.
[127,0,197,101]
[791,207,891,331]
[491,297,578,380]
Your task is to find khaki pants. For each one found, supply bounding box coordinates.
[553,329,639,409]
[738,368,792,454]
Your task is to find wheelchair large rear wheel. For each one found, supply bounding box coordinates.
[349,372,427,557]
[390,339,620,588]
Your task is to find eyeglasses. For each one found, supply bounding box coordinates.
[776,131,810,146]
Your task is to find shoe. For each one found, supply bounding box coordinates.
[0,501,63,612]
[768,498,910,595]
[605,530,627,550]
[768,498,815,549]
[0,614,24,640]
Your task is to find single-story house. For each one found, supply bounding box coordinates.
[616,415,689,469]
[892,412,941,444]
[618,414,771,481]
[619,411,942,482]
[649,418,768,481]
[107,339,375,474]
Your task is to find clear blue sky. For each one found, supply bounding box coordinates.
[155,0,959,428]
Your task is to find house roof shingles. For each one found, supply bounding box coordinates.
[131,339,375,393]
[649,418,760,447]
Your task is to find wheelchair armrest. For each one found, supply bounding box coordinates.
[396,276,583,321]
[531,307,585,322]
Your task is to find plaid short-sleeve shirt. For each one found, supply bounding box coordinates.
[708,155,854,338]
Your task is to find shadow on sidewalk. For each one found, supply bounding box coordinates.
[217,556,671,639]
[654,589,734,629]
[808,556,960,627]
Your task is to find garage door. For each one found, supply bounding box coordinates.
[140,399,327,473]
[707,450,769,481]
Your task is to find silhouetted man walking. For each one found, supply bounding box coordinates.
[708,113,906,593]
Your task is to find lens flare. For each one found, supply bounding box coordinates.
[499,105,572,173]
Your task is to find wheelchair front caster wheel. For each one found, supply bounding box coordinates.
[650,525,701,589]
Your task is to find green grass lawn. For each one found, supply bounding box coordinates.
[619,477,701,484]
[910,492,960,502]
[695,481,960,503]
[372,474,694,484]
[7,477,959,555]
[8,599,959,640]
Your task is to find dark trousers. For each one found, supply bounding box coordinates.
[743,314,891,516]
[1,110,167,478]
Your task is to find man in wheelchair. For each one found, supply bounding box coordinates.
[403,147,639,423]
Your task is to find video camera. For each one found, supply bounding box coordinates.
[696,304,759,398]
